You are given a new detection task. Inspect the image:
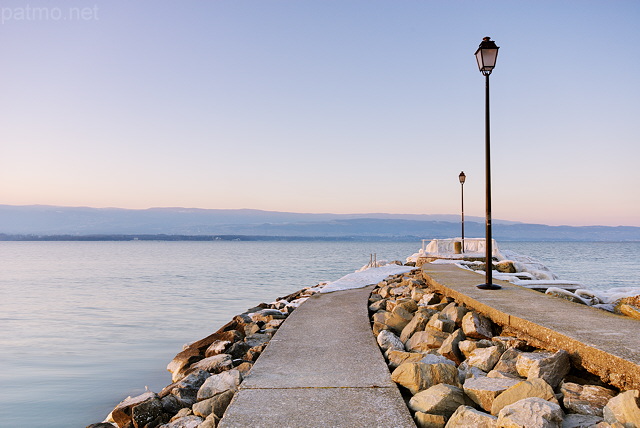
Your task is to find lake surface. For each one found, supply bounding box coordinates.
[0,240,638,427]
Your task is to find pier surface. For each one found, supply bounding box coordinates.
[422,263,640,391]
[218,284,416,428]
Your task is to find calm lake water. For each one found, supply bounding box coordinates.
[0,240,638,427]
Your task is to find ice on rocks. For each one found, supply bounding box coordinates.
[320,264,415,293]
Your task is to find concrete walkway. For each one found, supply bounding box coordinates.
[218,285,416,428]
[422,263,640,391]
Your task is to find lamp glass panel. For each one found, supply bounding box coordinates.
[475,51,484,71]
[481,49,498,69]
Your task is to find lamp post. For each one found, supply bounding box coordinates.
[458,171,466,253]
[474,36,501,290]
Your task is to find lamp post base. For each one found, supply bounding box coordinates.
[476,283,502,290]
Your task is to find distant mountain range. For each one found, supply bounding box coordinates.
[0,204,638,241]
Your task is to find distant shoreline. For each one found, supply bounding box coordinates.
[1,234,639,242]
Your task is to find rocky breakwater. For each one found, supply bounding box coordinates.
[86,284,323,428]
[369,270,640,428]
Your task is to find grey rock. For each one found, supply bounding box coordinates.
[497,397,564,428]
[158,415,204,428]
[420,353,456,366]
[562,413,604,428]
[244,333,270,348]
[192,389,235,418]
[377,329,405,352]
[197,369,242,401]
[163,369,212,406]
[131,397,163,428]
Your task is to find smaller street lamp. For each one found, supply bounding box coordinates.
[458,171,466,253]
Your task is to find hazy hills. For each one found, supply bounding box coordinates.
[0,205,638,241]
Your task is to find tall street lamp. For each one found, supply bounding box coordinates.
[458,171,466,253]
[475,36,501,290]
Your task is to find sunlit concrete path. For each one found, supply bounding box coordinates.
[218,284,416,428]
[422,263,640,391]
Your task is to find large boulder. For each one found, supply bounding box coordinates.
[437,328,466,365]
[603,389,640,427]
[386,350,424,369]
[516,350,570,389]
[192,389,235,419]
[459,339,494,358]
[373,309,413,334]
[560,382,617,416]
[461,311,493,339]
[160,369,212,406]
[467,346,503,372]
[408,384,467,418]
[131,397,164,428]
[440,302,469,327]
[394,298,419,313]
[491,348,523,378]
[491,378,558,416]
[111,391,157,428]
[377,330,405,352]
[463,376,521,412]
[427,313,456,333]
[167,320,245,381]
[190,354,233,375]
[444,405,497,427]
[391,362,460,395]
[406,330,451,353]
[368,298,387,313]
[204,340,232,358]
[497,397,564,428]
[197,369,242,401]
[400,311,431,343]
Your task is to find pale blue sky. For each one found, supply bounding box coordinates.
[1,0,639,226]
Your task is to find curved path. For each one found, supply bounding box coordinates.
[219,284,416,428]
